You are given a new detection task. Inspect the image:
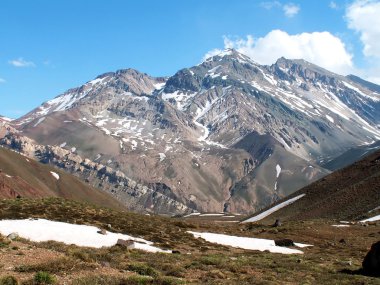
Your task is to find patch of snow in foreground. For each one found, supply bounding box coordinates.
[360,214,380,223]
[199,213,225,217]
[50,171,60,180]
[183,212,201,218]
[332,225,350,228]
[188,231,310,254]
[242,194,306,223]
[0,219,171,253]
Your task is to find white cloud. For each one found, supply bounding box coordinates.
[329,1,338,9]
[202,48,224,62]
[205,30,354,75]
[346,0,380,58]
[0,78,5,83]
[366,76,380,84]
[283,3,300,17]
[260,1,281,10]
[260,1,300,17]
[8,57,35,67]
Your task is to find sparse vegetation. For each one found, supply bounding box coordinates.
[0,198,379,284]
[16,257,94,274]
[126,263,160,278]
[0,276,18,285]
[33,272,56,284]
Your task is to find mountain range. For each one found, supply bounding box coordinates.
[2,48,380,215]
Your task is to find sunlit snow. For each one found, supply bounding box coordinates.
[50,171,60,180]
[188,231,311,254]
[0,219,171,252]
[242,194,306,223]
[360,214,380,223]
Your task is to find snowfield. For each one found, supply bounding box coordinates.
[0,219,171,253]
[242,194,306,223]
[360,214,380,223]
[188,231,311,254]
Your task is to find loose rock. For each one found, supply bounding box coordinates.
[362,241,380,276]
[275,239,294,247]
[7,232,19,240]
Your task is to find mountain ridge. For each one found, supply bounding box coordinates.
[4,49,380,214]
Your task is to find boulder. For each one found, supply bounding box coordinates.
[116,239,134,247]
[273,219,282,227]
[275,239,294,247]
[7,232,19,240]
[97,229,107,235]
[362,241,380,276]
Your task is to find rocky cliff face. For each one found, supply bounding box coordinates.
[0,124,192,215]
[6,49,380,214]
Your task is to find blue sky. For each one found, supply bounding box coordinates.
[1,0,380,118]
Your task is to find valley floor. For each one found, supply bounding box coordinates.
[0,198,379,284]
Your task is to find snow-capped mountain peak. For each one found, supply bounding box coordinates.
[8,52,380,214]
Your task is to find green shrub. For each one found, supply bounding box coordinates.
[33,272,56,284]
[72,275,122,285]
[121,276,153,285]
[0,275,18,285]
[16,257,94,274]
[127,263,160,277]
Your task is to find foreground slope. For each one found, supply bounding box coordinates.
[0,146,125,210]
[245,148,380,222]
[0,198,379,284]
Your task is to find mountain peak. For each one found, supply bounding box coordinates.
[0,115,12,123]
[273,56,336,77]
[204,48,255,64]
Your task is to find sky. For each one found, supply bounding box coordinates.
[1,0,380,118]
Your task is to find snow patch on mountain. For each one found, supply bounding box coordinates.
[342,81,380,101]
[360,214,380,223]
[325,115,334,123]
[159,153,166,162]
[242,194,306,223]
[33,117,45,127]
[50,171,60,180]
[276,164,282,178]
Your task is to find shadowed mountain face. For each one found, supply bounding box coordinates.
[3,48,380,214]
[246,148,380,222]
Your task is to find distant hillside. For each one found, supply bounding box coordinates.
[243,148,380,222]
[0,147,125,210]
[321,140,380,171]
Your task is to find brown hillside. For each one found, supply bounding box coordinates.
[0,147,125,210]
[247,148,380,222]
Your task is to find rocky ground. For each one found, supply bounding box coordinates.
[0,198,379,284]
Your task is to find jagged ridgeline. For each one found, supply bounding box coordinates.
[2,49,380,214]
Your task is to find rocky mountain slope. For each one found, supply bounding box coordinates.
[322,140,380,171]
[0,123,192,215]
[245,148,380,222]
[5,48,380,214]
[0,145,125,210]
